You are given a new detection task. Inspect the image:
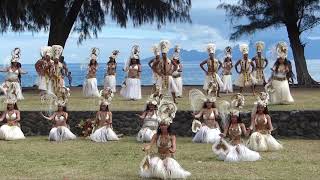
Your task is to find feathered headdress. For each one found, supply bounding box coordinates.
[55,99,67,107]
[239,43,249,54]
[172,45,181,60]
[231,93,245,109]
[276,41,288,58]
[157,99,177,125]
[2,95,17,105]
[40,46,53,58]
[99,88,114,105]
[110,50,120,60]
[257,92,269,105]
[151,44,160,56]
[11,48,21,63]
[251,100,268,118]
[90,47,100,60]
[159,40,170,53]
[52,45,63,60]
[130,45,140,59]
[230,109,240,117]
[255,41,265,53]
[225,46,232,58]
[206,43,216,54]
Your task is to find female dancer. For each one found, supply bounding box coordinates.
[140,100,191,179]
[0,98,25,140]
[221,46,233,93]
[213,110,260,162]
[83,48,100,97]
[172,45,183,98]
[268,42,294,104]
[192,97,221,144]
[137,99,160,142]
[90,101,119,142]
[247,101,283,151]
[41,101,76,141]
[120,45,142,100]
[0,48,27,100]
[104,50,119,92]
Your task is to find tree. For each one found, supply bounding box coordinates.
[0,0,191,47]
[218,0,320,86]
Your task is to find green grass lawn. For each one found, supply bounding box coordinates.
[0,137,319,179]
[16,86,320,112]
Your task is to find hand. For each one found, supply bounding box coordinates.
[219,133,225,138]
[205,71,209,75]
[169,148,176,153]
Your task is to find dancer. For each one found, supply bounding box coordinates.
[252,41,268,87]
[140,99,191,179]
[189,89,221,144]
[41,100,76,141]
[200,43,223,96]
[35,46,54,94]
[234,44,256,95]
[247,100,283,151]
[212,110,260,162]
[268,42,294,104]
[149,44,161,84]
[137,99,160,142]
[51,45,65,96]
[0,48,27,100]
[83,48,100,97]
[153,40,179,103]
[221,46,233,93]
[90,101,119,142]
[120,45,142,100]
[0,97,25,140]
[172,45,183,98]
[104,50,119,92]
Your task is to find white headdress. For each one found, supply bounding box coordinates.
[231,93,245,109]
[157,99,177,125]
[11,48,21,63]
[55,99,67,107]
[172,45,181,60]
[2,94,17,105]
[239,43,249,55]
[99,88,114,105]
[225,46,232,58]
[130,45,140,59]
[52,45,63,60]
[206,43,216,54]
[159,40,170,53]
[276,41,288,58]
[251,100,268,118]
[90,47,100,60]
[230,109,240,117]
[110,50,119,60]
[151,44,160,56]
[255,41,265,53]
[100,99,110,107]
[257,92,269,105]
[40,46,53,58]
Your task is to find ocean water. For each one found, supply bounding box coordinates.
[0,60,319,87]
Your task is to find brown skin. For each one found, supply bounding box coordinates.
[41,105,68,127]
[253,52,268,87]
[96,105,112,128]
[220,115,249,145]
[234,54,256,95]
[250,105,273,134]
[0,104,21,126]
[138,104,156,120]
[194,102,220,129]
[127,59,141,79]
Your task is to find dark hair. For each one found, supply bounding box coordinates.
[130,58,140,66]
[99,104,110,112]
[57,105,67,112]
[59,56,65,64]
[226,114,243,131]
[89,59,98,67]
[7,103,19,110]
[157,124,174,135]
[145,103,158,111]
[108,58,116,64]
[203,101,216,109]
[256,104,269,115]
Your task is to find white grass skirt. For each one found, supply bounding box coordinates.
[83,78,100,97]
[0,124,25,140]
[120,78,141,100]
[253,70,266,85]
[140,155,191,179]
[270,79,294,104]
[49,126,76,141]
[234,73,256,87]
[192,126,221,144]
[203,74,224,90]
[222,75,233,93]
[104,75,116,92]
[90,126,119,142]
[173,77,183,97]
[247,132,283,151]
[212,139,261,162]
[137,128,156,142]
[156,76,179,94]
[1,81,24,100]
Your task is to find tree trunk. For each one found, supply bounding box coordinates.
[47,0,84,47]
[285,23,319,87]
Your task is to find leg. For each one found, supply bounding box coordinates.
[217,85,221,97]
[172,92,177,104]
[239,87,243,93]
[252,85,256,96]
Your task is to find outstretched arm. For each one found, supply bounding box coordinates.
[41,112,56,121]
[143,134,158,152]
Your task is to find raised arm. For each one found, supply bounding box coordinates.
[143,134,158,152]
[200,60,208,74]
[194,110,203,119]
[234,60,241,74]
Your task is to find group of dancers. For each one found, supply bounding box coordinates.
[0,40,295,179]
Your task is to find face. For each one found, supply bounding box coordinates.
[156,55,160,60]
[257,52,262,56]
[279,57,285,64]
[206,102,213,108]
[7,104,14,110]
[243,54,248,59]
[11,62,18,67]
[160,123,168,133]
[231,115,238,123]
[45,55,50,61]
[101,105,107,111]
[148,104,155,110]
[131,58,137,64]
[209,53,214,59]
[58,105,63,111]
[257,105,265,113]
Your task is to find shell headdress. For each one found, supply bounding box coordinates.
[11,48,21,63]
[159,40,170,53]
[40,46,53,58]
[206,43,216,54]
[52,45,63,60]
[130,45,140,59]
[276,41,288,58]
[255,41,265,53]
[151,44,160,56]
[157,99,177,125]
[239,43,249,55]
[90,47,100,60]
